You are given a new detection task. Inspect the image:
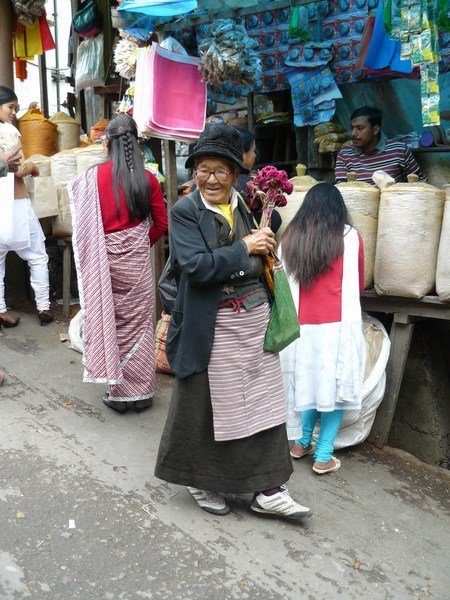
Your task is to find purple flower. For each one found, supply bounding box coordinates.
[246,165,292,226]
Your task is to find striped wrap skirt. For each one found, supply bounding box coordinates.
[208,302,287,441]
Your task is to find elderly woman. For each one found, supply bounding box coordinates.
[155,124,310,521]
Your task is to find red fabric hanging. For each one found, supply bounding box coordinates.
[39,10,55,52]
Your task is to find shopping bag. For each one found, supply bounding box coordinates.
[28,176,59,219]
[157,256,180,315]
[264,260,300,353]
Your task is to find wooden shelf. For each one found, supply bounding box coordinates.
[254,122,292,128]
[255,160,297,168]
[411,146,450,153]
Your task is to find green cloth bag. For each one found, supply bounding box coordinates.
[264,261,300,353]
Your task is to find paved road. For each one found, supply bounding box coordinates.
[1,313,449,599]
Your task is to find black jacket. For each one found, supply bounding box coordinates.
[166,189,255,379]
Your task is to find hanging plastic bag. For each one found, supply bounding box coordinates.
[75,34,105,93]
[160,36,188,56]
[122,15,155,41]
[288,6,310,41]
[436,0,450,32]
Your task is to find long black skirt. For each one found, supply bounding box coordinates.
[154,370,293,494]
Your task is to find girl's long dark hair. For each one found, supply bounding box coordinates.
[282,183,350,288]
[106,114,150,221]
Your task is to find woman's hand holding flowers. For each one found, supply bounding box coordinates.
[242,227,276,256]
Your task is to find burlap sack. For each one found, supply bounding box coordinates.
[374,182,445,298]
[50,112,81,152]
[436,192,450,302]
[336,181,380,289]
[52,186,72,238]
[51,151,78,187]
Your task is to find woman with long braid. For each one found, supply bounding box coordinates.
[69,114,168,413]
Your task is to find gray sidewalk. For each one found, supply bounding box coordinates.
[1,313,449,599]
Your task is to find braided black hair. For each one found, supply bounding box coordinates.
[106,114,150,221]
[123,130,134,172]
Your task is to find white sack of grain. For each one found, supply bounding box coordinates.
[276,177,319,243]
[74,145,107,174]
[336,179,380,289]
[436,187,450,302]
[374,178,445,298]
[52,185,72,237]
[51,151,78,187]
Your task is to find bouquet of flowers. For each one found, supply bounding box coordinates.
[245,167,300,352]
[246,165,293,228]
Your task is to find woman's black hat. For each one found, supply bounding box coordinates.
[185,124,250,173]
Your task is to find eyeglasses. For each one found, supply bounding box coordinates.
[195,168,231,183]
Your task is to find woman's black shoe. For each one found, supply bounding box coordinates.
[102,394,128,413]
[134,397,153,412]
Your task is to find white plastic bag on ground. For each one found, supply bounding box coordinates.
[68,310,83,354]
[312,313,391,449]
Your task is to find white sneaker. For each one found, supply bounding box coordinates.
[187,487,230,515]
[250,486,311,521]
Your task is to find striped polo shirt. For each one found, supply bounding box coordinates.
[335,135,424,184]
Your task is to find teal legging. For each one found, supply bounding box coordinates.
[296,409,344,463]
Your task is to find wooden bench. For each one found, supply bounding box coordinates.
[361,291,450,448]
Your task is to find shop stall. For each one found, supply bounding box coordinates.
[64,1,450,461]
[2,0,449,463]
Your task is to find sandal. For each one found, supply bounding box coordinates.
[0,313,20,328]
[312,457,341,475]
[290,444,315,460]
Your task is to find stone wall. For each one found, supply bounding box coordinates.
[388,321,450,469]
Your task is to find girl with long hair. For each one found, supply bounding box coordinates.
[280,183,366,474]
[70,114,168,413]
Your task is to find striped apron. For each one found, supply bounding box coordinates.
[207,302,287,442]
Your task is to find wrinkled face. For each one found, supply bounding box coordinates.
[0,100,19,124]
[195,157,238,205]
[350,116,380,149]
[243,140,256,170]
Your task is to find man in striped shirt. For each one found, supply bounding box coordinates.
[335,106,424,184]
